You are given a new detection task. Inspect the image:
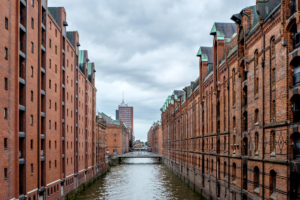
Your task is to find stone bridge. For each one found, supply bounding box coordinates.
[116,152,163,163]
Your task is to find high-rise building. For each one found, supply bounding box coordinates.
[116,100,134,142]
[0,1,108,199]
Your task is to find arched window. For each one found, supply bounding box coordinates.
[292,58,300,86]
[255,109,259,124]
[232,163,236,183]
[254,50,258,67]
[271,37,275,56]
[270,170,276,198]
[254,167,259,190]
[255,132,259,153]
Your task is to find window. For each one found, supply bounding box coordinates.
[30,115,33,125]
[254,167,259,190]
[49,80,51,89]
[255,78,259,95]
[31,42,34,53]
[30,91,33,102]
[55,141,57,149]
[31,164,33,174]
[270,131,276,154]
[55,29,57,37]
[272,100,276,120]
[272,68,276,88]
[4,78,8,90]
[55,122,57,130]
[49,120,51,129]
[49,161,51,170]
[4,168,7,179]
[255,109,259,123]
[270,170,276,198]
[4,138,7,149]
[31,0,34,7]
[49,141,51,150]
[55,65,57,73]
[55,103,57,111]
[49,100,51,109]
[224,162,227,179]
[271,37,275,56]
[232,163,236,183]
[31,18,34,29]
[5,47,8,59]
[233,117,236,129]
[5,17,8,29]
[55,160,57,168]
[55,46,57,54]
[255,132,259,152]
[31,140,33,150]
[49,22,51,30]
[55,84,57,92]
[4,108,7,119]
[31,67,33,77]
[49,59,51,68]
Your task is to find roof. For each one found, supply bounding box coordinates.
[197,47,213,63]
[100,112,119,125]
[210,23,237,40]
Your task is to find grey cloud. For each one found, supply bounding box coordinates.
[49,0,255,140]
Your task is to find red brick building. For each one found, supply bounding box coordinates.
[100,113,129,156]
[0,1,108,200]
[147,121,162,154]
[161,1,300,199]
[116,101,134,143]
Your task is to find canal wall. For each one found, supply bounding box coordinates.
[61,163,110,200]
[163,157,211,200]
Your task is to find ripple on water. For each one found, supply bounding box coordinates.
[74,158,204,200]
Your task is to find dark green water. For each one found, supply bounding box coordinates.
[74,158,202,200]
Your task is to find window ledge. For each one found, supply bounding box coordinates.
[270,192,276,200]
[254,94,259,100]
[255,122,259,126]
[254,187,260,194]
[232,180,236,184]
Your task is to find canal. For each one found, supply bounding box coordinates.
[74,157,203,200]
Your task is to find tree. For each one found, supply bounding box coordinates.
[145,142,148,146]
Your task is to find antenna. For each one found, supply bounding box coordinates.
[122,92,124,103]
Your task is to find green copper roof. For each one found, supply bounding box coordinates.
[79,50,85,72]
[197,47,209,61]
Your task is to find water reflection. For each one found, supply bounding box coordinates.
[75,157,202,200]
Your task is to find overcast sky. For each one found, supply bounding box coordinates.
[48,0,254,140]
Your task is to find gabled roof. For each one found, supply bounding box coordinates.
[197,47,213,63]
[210,23,237,40]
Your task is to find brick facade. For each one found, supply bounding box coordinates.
[147,121,162,154]
[0,1,108,200]
[161,1,300,200]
